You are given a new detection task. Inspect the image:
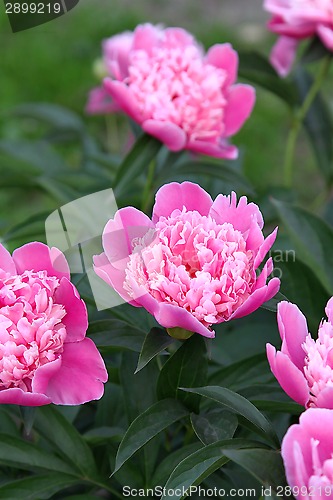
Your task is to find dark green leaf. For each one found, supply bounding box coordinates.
[113,399,189,475]
[251,400,303,415]
[191,409,238,445]
[88,319,146,353]
[260,292,289,313]
[114,133,162,196]
[0,473,79,500]
[19,406,36,436]
[301,37,332,64]
[84,427,124,446]
[157,335,208,413]
[273,199,333,295]
[209,353,270,389]
[34,405,98,478]
[13,103,84,133]
[135,327,175,373]
[181,386,279,447]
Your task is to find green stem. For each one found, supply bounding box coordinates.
[283,55,331,188]
[141,159,156,212]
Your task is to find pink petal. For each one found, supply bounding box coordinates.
[254,228,278,269]
[186,139,238,159]
[315,387,333,409]
[45,338,108,405]
[142,120,187,151]
[317,25,333,50]
[86,86,119,115]
[231,277,280,320]
[164,27,196,49]
[54,278,88,342]
[0,388,51,406]
[325,297,333,324]
[206,43,239,88]
[300,408,333,455]
[103,79,142,122]
[102,207,155,270]
[0,244,16,274]
[32,358,62,395]
[132,23,161,55]
[103,32,133,80]
[254,257,273,290]
[269,36,299,77]
[224,84,256,137]
[277,301,308,370]
[12,242,70,281]
[266,344,309,406]
[152,181,213,223]
[210,192,264,239]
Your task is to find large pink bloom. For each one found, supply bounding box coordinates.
[94,182,279,338]
[86,24,256,159]
[282,409,333,499]
[0,242,107,406]
[267,299,333,409]
[264,0,333,76]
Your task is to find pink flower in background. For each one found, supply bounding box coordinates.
[94,182,279,338]
[267,299,333,409]
[87,23,256,159]
[264,0,333,76]
[0,242,107,406]
[282,409,333,499]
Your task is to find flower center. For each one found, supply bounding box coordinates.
[303,321,333,407]
[126,45,227,141]
[124,209,255,326]
[0,270,67,391]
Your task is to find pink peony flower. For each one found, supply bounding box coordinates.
[86,23,256,159]
[264,0,333,76]
[267,299,333,409]
[281,408,333,499]
[0,242,107,406]
[94,182,280,338]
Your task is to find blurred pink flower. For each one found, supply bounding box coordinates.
[264,0,333,76]
[267,299,333,409]
[94,182,279,338]
[87,24,256,159]
[0,242,107,406]
[282,408,333,499]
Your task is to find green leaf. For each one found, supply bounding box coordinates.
[161,439,266,500]
[0,434,76,474]
[301,37,332,64]
[1,212,49,247]
[135,327,175,373]
[12,103,84,133]
[34,405,98,478]
[0,473,79,500]
[273,199,333,295]
[191,409,238,445]
[223,448,286,490]
[294,67,333,183]
[114,133,162,196]
[113,399,189,475]
[209,353,270,389]
[157,334,208,413]
[88,319,146,353]
[84,426,124,446]
[238,51,298,106]
[181,386,279,447]
[260,291,289,313]
[251,400,303,415]
[19,406,36,436]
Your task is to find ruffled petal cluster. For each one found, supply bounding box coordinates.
[264,0,333,76]
[87,24,256,159]
[267,298,333,408]
[282,409,333,499]
[94,182,279,338]
[0,242,107,406]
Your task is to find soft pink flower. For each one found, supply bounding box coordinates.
[0,242,107,406]
[86,23,256,159]
[267,299,333,409]
[264,0,333,76]
[281,408,333,499]
[94,182,279,338]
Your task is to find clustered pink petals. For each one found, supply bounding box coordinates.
[282,409,333,499]
[264,0,333,76]
[94,182,280,338]
[267,299,333,409]
[0,242,107,406]
[86,23,256,159]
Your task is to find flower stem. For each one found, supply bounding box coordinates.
[141,158,156,213]
[283,55,331,188]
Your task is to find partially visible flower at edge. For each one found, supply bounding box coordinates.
[281,408,333,499]
[267,298,333,409]
[264,0,333,76]
[94,181,280,338]
[0,242,107,406]
[86,23,256,159]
